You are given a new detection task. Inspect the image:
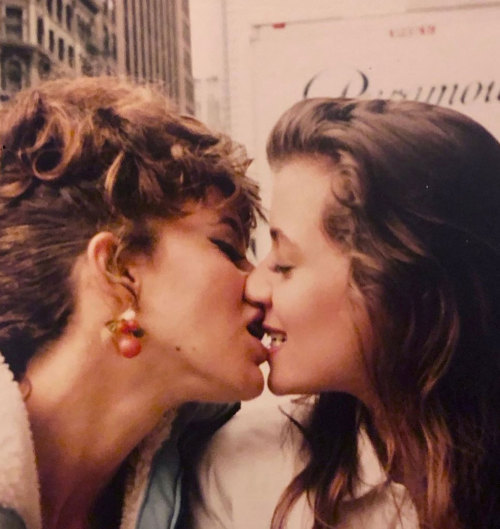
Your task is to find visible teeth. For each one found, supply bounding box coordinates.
[271,333,287,344]
[262,331,287,348]
[262,334,272,348]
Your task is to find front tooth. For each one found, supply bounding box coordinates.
[270,332,287,344]
[262,333,272,348]
[262,332,287,348]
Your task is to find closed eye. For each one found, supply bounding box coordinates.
[271,264,294,275]
[210,238,246,264]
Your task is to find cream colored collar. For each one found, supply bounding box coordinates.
[0,354,42,529]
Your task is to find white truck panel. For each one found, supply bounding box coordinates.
[238,5,500,253]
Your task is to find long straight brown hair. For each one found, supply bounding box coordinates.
[268,98,500,529]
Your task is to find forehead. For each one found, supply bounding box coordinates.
[177,192,243,236]
[270,157,334,237]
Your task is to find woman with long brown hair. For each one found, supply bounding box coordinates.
[0,76,267,529]
[195,98,500,529]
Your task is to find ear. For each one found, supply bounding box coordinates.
[86,232,139,305]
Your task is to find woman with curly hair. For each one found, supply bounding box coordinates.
[0,76,267,529]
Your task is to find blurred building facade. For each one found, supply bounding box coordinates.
[0,0,118,100]
[0,0,195,115]
[116,0,194,114]
[190,0,228,133]
[194,75,225,132]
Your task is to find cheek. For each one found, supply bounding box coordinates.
[277,273,345,319]
[215,260,246,292]
[279,276,355,344]
[192,263,247,315]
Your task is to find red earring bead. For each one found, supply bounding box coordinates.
[105,309,145,358]
[117,334,142,358]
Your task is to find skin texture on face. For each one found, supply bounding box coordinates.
[129,193,267,403]
[246,157,372,402]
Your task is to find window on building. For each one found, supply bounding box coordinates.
[183,21,190,43]
[123,0,130,73]
[38,57,51,78]
[68,45,74,67]
[77,16,90,42]
[37,17,44,45]
[103,24,109,54]
[81,56,92,76]
[47,0,53,15]
[184,51,191,71]
[4,58,22,91]
[57,0,62,23]
[58,38,64,61]
[77,15,83,39]
[5,6,23,41]
[186,77,194,103]
[65,5,72,30]
[111,33,117,60]
[49,29,54,52]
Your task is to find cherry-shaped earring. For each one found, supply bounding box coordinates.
[105,308,145,358]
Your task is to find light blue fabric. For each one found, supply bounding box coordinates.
[136,402,239,529]
[135,434,183,529]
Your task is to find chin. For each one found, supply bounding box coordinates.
[241,378,265,400]
[240,373,265,401]
[267,370,316,396]
[267,372,294,396]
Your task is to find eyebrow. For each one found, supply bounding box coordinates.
[219,215,244,239]
[270,227,297,249]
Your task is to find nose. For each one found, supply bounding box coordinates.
[244,257,272,308]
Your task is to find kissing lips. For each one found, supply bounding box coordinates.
[246,312,270,363]
[247,311,265,340]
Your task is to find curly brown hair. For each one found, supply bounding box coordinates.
[0,76,261,378]
[268,98,500,529]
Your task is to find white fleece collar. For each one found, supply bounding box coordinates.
[0,354,41,529]
[0,353,181,529]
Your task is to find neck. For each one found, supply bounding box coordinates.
[24,333,178,529]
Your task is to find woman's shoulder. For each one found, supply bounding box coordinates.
[192,392,309,529]
[192,391,419,529]
[198,392,310,470]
